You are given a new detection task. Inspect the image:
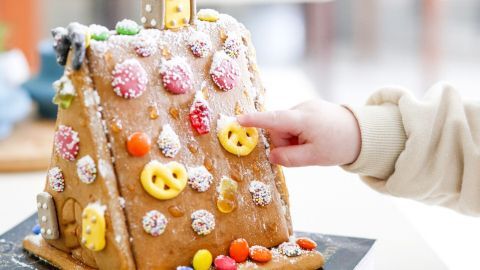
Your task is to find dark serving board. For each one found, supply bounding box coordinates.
[0,214,376,269]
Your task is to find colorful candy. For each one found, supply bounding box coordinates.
[32,224,41,235]
[133,36,157,57]
[158,124,181,158]
[223,33,243,59]
[176,267,193,270]
[81,202,106,251]
[216,177,238,214]
[52,75,76,109]
[296,237,317,251]
[217,115,258,156]
[116,19,140,35]
[229,238,249,263]
[278,242,302,257]
[189,91,211,135]
[188,166,213,192]
[142,210,168,236]
[248,181,272,207]
[112,59,148,99]
[210,51,240,91]
[140,161,188,200]
[197,9,220,22]
[160,57,194,95]
[188,31,212,58]
[127,132,151,157]
[89,24,110,41]
[191,210,215,236]
[47,167,65,192]
[76,155,97,184]
[192,249,213,270]
[54,125,80,161]
[214,255,237,270]
[249,246,272,263]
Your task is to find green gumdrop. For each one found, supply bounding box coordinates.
[53,93,75,109]
[91,31,109,41]
[116,19,140,36]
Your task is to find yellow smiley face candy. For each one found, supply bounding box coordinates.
[141,161,188,200]
[81,203,106,252]
[217,118,259,156]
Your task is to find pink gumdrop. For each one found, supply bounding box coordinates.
[112,59,148,99]
[54,125,80,161]
[214,255,237,270]
[210,51,240,91]
[160,58,194,95]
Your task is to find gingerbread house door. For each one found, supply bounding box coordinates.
[142,0,196,29]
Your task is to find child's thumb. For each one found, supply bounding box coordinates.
[269,144,317,167]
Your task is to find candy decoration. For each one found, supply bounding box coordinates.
[81,202,106,251]
[248,181,272,207]
[116,19,140,35]
[141,0,196,30]
[217,115,258,156]
[192,249,213,270]
[54,125,80,161]
[278,242,302,257]
[189,91,211,135]
[133,36,157,57]
[160,57,194,95]
[214,255,237,270]
[52,75,76,109]
[142,210,168,236]
[140,160,188,200]
[112,59,148,99]
[216,177,238,214]
[188,31,212,58]
[47,167,65,192]
[89,24,110,41]
[127,132,151,157]
[210,51,240,91]
[223,33,243,59]
[296,237,318,251]
[229,238,249,263]
[176,267,193,270]
[188,166,213,192]
[52,22,90,70]
[51,27,71,66]
[197,9,220,22]
[158,124,181,158]
[76,155,97,184]
[168,205,185,217]
[32,224,41,235]
[36,192,60,240]
[191,210,215,236]
[249,246,272,263]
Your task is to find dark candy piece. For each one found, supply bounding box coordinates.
[51,23,89,70]
[51,27,70,66]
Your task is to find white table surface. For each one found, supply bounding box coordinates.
[0,67,448,270]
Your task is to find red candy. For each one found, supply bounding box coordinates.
[249,246,272,263]
[214,255,237,270]
[160,58,194,95]
[189,92,211,135]
[127,132,151,157]
[112,59,148,99]
[229,238,249,263]
[54,125,80,161]
[210,51,240,91]
[296,237,317,250]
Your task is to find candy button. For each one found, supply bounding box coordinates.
[140,160,187,200]
[89,24,110,41]
[47,167,65,192]
[217,115,258,156]
[191,210,215,236]
[249,246,272,263]
[81,202,106,251]
[296,237,318,250]
[197,9,220,22]
[52,75,76,109]
[112,59,148,99]
[188,166,213,192]
[278,242,302,257]
[76,155,97,184]
[160,57,194,95]
[189,91,211,135]
[158,124,181,158]
[248,181,272,207]
[116,19,140,35]
[229,238,249,263]
[214,255,237,270]
[142,210,168,236]
[192,249,213,270]
[188,31,212,58]
[127,132,151,157]
[210,51,240,91]
[133,36,157,57]
[54,125,80,161]
[223,33,243,59]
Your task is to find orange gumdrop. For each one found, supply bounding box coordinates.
[296,237,317,250]
[127,132,151,157]
[249,246,272,263]
[229,238,249,263]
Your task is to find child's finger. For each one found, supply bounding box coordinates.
[237,111,302,134]
[269,144,317,167]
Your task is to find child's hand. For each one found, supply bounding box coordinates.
[238,100,361,167]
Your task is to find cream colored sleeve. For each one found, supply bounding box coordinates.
[342,82,480,216]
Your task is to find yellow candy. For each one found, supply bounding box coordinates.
[81,203,106,251]
[165,0,191,29]
[197,9,220,22]
[85,29,91,48]
[192,249,213,270]
[217,121,259,156]
[140,161,187,200]
[217,177,238,214]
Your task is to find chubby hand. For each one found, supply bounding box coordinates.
[237,100,361,167]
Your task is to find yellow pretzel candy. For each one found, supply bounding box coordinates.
[217,120,259,156]
[81,203,106,252]
[141,161,187,200]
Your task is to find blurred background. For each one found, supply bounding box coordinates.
[1,0,480,269]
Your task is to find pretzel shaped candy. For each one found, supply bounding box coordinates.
[217,120,258,156]
[81,203,106,251]
[141,161,187,200]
